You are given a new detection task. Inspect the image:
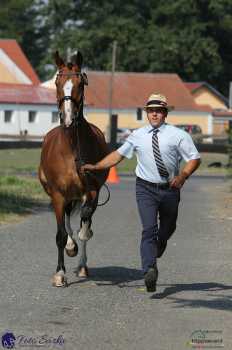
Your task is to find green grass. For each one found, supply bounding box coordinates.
[0,148,230,175]
[0,148,230,224]
[0,148,41,175]
[0,175,48,224]
[116,156,137,173]
[195,152,228,175]
[116,152,229,174]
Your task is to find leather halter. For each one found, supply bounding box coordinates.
[56,71,87,125]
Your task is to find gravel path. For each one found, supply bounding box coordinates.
[0,175,231,350]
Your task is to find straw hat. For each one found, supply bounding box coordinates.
[144,93,170,111]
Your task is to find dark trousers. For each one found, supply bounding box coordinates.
[136,177,180,274]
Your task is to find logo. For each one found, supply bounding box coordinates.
[187,329,224,348]
[1,331,65,348]
[2,332,16,349]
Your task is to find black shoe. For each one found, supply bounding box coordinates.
[157,239,167,258]
[144,266,158,292]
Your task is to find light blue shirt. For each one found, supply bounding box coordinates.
[117,123,200,183]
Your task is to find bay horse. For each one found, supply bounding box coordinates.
[38,51,109,287]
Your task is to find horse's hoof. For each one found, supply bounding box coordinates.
[78,266,89,278]
[51,273,67,287]
[65,239,78,257]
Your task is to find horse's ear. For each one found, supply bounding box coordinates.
[54,51,65,69]
[72,51,83,69]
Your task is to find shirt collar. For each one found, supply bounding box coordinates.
[147,122,167,133]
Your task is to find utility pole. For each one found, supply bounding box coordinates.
[229,82,232,109]
[228,120,232,168]
[227,83,232,167]
[107,40,117,148]
[66,47,72,62]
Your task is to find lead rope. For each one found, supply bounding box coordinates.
[74,110,110,207]
[85,171,111,206]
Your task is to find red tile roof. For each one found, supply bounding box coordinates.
[0,39,40,85]
[85,72,210,111]
[213,110,232,117]
[0,83,55,105]
[0,72,211,112]
[185,81,228,106]
[185,82,203,92]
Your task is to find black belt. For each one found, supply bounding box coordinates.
[136,177,170,189]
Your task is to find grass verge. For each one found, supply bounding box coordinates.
[0,148,230,225]
[0,148,41,175]
[0,175,48,225]
[0,148,230,175]
[117,152,229,175]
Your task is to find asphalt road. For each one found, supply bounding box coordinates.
[0,175,231,350]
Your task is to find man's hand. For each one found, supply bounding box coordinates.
[81,163,96,174]
[170,159,201,188]
[169,174,186,189]
[80,151,124,175]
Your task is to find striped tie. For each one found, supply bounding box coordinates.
[152,129,169,178]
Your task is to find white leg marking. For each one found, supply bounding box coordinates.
[78,220,93,241]
[65,214,73,237]
[65,235,75,251]
[52,270,67,287]
[57,270,65,276]
[78,239,87,268]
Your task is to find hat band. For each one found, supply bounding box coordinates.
[146,100,167,107]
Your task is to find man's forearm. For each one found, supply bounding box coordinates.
[180,158,201,179]
[94,151,124,170]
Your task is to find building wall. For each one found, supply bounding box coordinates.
[193,87,226,109]
[168,113,210,134]
[213,119,229,134]
[0,104,58,136]
[0,63,21,84]
[0,104,212,137]
[85,109,211,135]
[85,109,145,135]
[0,48,33,84]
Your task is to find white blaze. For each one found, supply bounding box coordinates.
[63,79,73,127]
[78,221,93,241]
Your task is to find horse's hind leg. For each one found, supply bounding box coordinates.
[64,202,79,258]
[51,193,69,287]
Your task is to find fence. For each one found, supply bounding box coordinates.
[0,140,229,154]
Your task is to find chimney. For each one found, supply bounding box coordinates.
[229,82,232,109]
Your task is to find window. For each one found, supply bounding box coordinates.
[4,111,12,123]
[52,111,59,123]
[136,108,143,121]
[28,111,37,123]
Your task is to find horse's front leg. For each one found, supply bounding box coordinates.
[77,190,98,278]
[51,193,69,287]
[64,201,79,257]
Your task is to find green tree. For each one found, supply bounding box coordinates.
[1,0,232,96]
[0,0,48,80]
[41,0,230,94]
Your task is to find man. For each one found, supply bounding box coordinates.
[81,93,201,292]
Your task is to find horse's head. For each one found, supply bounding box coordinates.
[54,50,88,128]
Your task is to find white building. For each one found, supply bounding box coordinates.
[0,83,57,138]
[0,39,58,138]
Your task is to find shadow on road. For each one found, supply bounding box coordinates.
[72,266,143,286]
[151,282,232,311]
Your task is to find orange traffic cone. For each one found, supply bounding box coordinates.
[107,166,120,184]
